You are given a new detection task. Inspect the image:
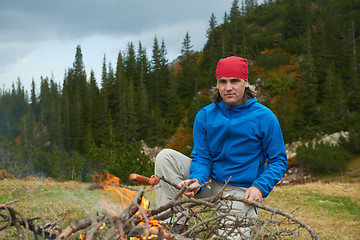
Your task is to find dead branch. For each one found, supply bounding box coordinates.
[221,195,321,240]
[0,202,30,240]
[57,215,104,239]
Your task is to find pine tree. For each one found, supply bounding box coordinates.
[28,79,39,145]
[178,32,197,100]
[62,70,71,151]
[125,42,137,86]
[30,80,39,119]
[137,41,149,87]
[221,12,232,57]
[244,0,257,14]
[294,28,320,137]
[49,79,62,146]
[345,20,360,112]
[181,32,193,55]
[60,45,88,152]
[99,54,114,144]
[159,38,172,109]
[203,13,219,61]
[107,62,116,111]
[148,36,175,142]
[229,0,243,55]
[149,36,161,107]
[115,52,126,98]
[72,46,87,152]
[202,13,221,86]
[39,77,51,146]
[10,78,28,143]
[101,55,109,112]
[137,41,151,139]
[114,52,129,143]
[322,65,348,131]
[160,38,182,136]
[87,70,101,147]
[282,0,307,39]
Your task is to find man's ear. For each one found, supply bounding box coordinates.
[245,81,249,88]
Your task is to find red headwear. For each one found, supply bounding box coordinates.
[215,56,248,81]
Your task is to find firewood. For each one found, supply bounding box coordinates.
[1,178,321,240]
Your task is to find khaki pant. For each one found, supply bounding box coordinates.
[155,149,258,239]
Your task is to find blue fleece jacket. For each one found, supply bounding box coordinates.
[189,98,287,198]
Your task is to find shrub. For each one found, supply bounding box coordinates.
[0,169,15,180]
[340,115,360,154]
[296,143,349,174]
[88,140,154,184]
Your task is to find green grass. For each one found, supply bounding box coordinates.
[297,192,359,220]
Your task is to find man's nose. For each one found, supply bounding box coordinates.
[225,82,232,91]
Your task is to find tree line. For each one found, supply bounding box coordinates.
[1,0,359,181]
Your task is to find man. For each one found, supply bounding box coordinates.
[155,56,287,238]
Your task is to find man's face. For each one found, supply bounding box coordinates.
[216,77,249,106]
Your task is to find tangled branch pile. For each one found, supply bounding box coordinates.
[0,178,321,240]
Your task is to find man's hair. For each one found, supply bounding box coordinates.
[210,86,258,103]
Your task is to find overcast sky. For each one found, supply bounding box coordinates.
[0,0,261,93]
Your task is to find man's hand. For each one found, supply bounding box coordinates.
[178,179,201,198]
[244,186,263,207]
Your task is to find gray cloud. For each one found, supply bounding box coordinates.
[0,0,229,40]
[0,0,238,90]
[0,0,231,64]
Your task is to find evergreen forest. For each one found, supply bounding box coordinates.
[1,0,360,182]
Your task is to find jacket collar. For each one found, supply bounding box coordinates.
[218,97,258,111]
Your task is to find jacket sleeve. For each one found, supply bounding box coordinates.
[189,109,212,185]
[252,113,288,198]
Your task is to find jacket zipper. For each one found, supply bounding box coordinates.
[225,107,231,160]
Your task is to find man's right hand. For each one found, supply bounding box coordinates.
[178,179,201,198]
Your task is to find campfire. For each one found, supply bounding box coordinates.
[0,173,321,240]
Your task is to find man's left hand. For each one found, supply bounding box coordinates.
[244,186,262,207]
[178,179,201,198]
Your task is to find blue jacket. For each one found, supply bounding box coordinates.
[189,98,287,198]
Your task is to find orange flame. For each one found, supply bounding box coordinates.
[90,172,169,239]
[93,172,140,215]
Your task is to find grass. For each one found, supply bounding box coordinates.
[0,173,359,239]
[0,179,359,239]
[0,178,154,239]
[262,182,360,240]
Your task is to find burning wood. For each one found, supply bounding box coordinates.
[0,175,321,240]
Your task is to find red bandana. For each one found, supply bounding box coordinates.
[216,56,248,81]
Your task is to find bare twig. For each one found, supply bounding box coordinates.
[222,195,320,240]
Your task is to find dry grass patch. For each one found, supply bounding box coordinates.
[263,182,360,240]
